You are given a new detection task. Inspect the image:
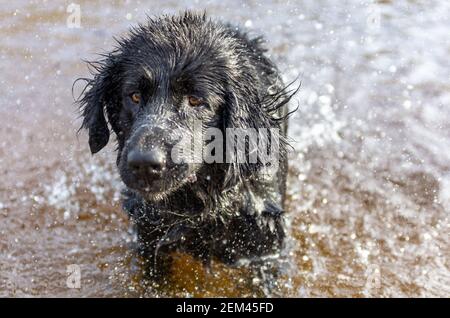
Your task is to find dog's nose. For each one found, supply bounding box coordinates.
[127,149,166,173]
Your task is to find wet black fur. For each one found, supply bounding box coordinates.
[77,12,297,273]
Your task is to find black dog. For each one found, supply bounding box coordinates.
[78,12,296,273]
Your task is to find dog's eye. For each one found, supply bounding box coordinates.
[130,92,141,104]
[188,96,203,107]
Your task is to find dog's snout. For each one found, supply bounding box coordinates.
[127,149,166,173]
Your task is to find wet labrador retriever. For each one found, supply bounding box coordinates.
[77,11,296,275]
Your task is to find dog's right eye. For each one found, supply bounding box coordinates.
[188,96,203,107]
[130,92,141,104]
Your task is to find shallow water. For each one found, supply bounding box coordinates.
[0,0,449,297]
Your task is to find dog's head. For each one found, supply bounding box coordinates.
[77,12,291,201]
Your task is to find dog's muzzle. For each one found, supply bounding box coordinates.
[126,124,170,177]
[127,147,166,174]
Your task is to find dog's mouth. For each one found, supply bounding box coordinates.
[117,122,202,201]
[120,162,198,201]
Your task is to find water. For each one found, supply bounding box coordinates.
[0,0,449,297]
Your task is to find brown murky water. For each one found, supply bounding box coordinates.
[0,0,449,297]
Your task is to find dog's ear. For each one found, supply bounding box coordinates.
[223,88,271,187]
[223,81,296,188]
[81,88,110,154]
[77,56,120,154]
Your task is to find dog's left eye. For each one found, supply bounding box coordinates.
[187,96,203,107]
[130,92,141,104]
